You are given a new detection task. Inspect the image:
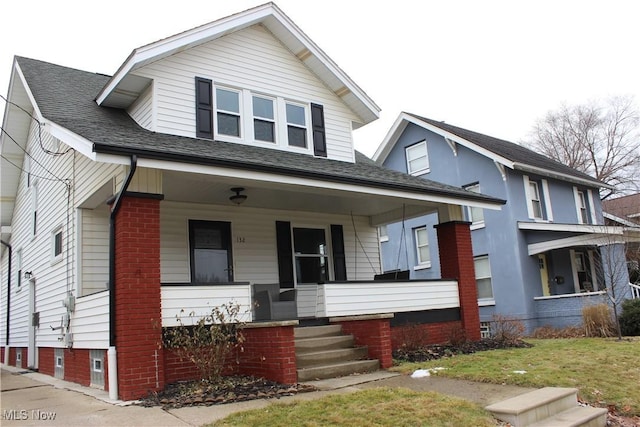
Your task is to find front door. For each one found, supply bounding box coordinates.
[538,254,550,296]
[189,220,233,283]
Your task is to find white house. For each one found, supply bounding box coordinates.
[0,3,503,400]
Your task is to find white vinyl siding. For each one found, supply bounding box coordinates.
[160,201,380,284]
[6,121,118,350]
[127,83,154,129]
[71,291,109,349]
[132,24,358,162]
[79,206,110,296]
[405,140,429,175]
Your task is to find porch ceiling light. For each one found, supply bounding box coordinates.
[229,187,247,205]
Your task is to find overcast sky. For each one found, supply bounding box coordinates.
[1,0,638,157]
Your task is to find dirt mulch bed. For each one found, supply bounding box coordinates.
[137,376,317,410]
[392,338,532,363]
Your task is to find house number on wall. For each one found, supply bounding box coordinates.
[236,236,246,243]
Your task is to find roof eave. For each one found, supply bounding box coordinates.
[513,163,610,190]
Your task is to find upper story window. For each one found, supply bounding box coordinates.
[573,187,595,224]
[252,96,275,143]
[406,140,429,175]
[286,103,307,148]
[523,176,553,221]
[31,181,38,237]
[463,183,485,229]
[195,77,327,157]
[216,88,241,137]
[15,249,22,291]
[413,226,431,269]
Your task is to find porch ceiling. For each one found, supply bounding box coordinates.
[162,170,443,225]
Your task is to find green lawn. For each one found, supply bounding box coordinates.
[212,388,496,427]
[211,338,639,426]
[393,338,640,416]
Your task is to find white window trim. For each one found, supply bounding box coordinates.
[587,189,598,224]
[523,175,547,221]
[475,255,494,301]
[251,94,277,144]
[92,358,103,373]
[212,83,314,155]
[378,225,389,243]
[406,140,430,176]
[214,86,243,141]
[15,248,22,292]
[51,225,64,265]
[291,224,333,285]
[56,356,63,368]
[31,180,38,239]
[413,226,431,269]
[541,179,553,222]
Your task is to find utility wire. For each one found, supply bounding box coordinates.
[1,125,69,184]
[0,93,71,156]
[1,153,63,183]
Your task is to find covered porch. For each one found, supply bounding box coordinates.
[96,156,503,399]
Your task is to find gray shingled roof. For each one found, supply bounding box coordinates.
[16,57,504,205]
[404,112,603,187]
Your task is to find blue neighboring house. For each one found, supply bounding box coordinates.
[373,112,635,334]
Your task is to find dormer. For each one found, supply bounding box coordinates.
[96,3,380,162]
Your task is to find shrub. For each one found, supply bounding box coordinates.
[530,325,585,339]
[582,304,615,337]
[394,323,430,352]
[445,323,467,346]
[619,298,640,336]
[164,303,246,383]
[491,315,525,345]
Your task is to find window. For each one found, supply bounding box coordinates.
[480,322,492,339]
[52,227,63,262]
[464,183,485,228]
[93,358,102,373]
[252,95,275,142]
[16,249,22,291]
[189,221,233,283]
[293,227,329,283]
[414,226,431,268]
[406,140,429,175]
[529,181,543,219]
[56,356,63,368]
[577,191,589,224]
[378,225,389,243]
[286,103,307,148]
[216,88,241,137]
[474,255,494,300]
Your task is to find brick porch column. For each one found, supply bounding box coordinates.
[114,194,164,400]
[435,221,480,341]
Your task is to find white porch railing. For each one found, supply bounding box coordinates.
[298,280,460,318]
[161,284,253,326]
[630,283,640,299]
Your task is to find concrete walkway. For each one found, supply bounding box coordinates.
[1,365,533,426]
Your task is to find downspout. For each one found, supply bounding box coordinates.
[108,155,137,400]
[1,240,11,364]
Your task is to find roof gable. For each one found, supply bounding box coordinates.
[95,2,379,126]
[374,112,609,189]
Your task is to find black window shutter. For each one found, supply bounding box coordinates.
[195,77,213,139]
[311,103,327,157]
[275,221,294,288]
[331,224,347,281]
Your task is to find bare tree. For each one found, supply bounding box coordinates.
[525,96,640,198]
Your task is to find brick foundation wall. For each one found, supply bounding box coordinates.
[114,195,165,400]
[236,326,297,384]
[0,347,4,363]
[336,318,393,368]
[435,221,481,341]
[64,349,91,386]
[391,321,462,349]
[38,347,54,376]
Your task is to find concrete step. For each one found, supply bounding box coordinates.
[297,359,380,382]
[296,346,369,368]
[294,325,343,339]
[295,335,354,353]
[485,387,579,426]
[529,406,608,427]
